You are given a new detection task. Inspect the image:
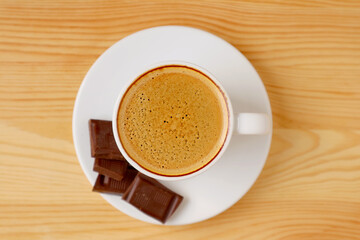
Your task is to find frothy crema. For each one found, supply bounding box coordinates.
[117,65,228,176]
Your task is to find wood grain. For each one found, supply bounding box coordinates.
[1,0,360,239]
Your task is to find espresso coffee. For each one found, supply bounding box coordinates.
[117,65,228,176]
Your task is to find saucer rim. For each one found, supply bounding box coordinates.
[72,25,273,225]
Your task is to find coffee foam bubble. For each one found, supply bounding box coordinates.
[117,66,228,176]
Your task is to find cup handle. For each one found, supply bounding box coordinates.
[236,113,270,135]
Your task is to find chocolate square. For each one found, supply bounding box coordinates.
[89,119,124,160]
[92,169,138,195]
[93,158,128,181]
[122,173,183,223]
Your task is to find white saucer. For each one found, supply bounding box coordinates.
[72,26,272,225]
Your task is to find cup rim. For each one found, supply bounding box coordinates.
[112,61,234,181]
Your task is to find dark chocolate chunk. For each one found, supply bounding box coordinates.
[92,169,138,194]
[93,158,128,181]
[122,173,183,223]
[89,119,124,160]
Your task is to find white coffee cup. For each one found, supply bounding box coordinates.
[112,61,270,181]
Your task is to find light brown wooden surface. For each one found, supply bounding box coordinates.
[1,0,360,239]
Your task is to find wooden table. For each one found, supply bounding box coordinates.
[1,1,359,239]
